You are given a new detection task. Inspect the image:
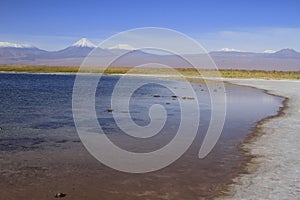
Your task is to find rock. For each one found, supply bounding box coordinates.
[153,94,160,97]
[107,109,113,112]
[171,95,178,98]
[55,192,66,198]
[166,102,170,105]
[182,96,194,100]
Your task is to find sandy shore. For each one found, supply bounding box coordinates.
[218,79,300,200]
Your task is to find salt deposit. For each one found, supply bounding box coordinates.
[220,79,300,200]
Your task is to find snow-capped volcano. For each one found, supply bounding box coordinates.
[50,38,98,58]
[71,38,96,48]
[0,41,35,48]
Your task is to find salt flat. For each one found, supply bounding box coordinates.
[219,79,300,200]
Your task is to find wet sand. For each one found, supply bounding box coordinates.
[0,142,238,200]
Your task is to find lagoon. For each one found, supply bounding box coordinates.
[0,73,283,199]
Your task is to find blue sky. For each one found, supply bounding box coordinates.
[0,0,299,52]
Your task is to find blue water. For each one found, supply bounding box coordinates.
[0,73,282,151]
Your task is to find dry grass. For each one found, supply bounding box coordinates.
[0,65,299,79]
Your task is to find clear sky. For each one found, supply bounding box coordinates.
[1,0,299,52]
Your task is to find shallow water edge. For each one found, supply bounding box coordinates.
[217,80,293,199]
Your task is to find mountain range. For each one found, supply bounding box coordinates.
[0,38,300,71]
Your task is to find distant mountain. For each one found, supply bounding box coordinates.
[210,50,256,57]
[210,48,300,59]
[0,41,46,59]
[0,39,300,70]
[208,48,300,71]
[108,44,136,50]
[0,41,35,48]
[217,48,241,52]
[263,50,276,54]
[269,48,300,59]
[45,38,97,58]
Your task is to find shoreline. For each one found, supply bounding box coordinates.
[219,79,300,199]
[212,81,290,198]
[0,68,300,81]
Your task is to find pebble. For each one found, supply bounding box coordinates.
[55,192,66,198]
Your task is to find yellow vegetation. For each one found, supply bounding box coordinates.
[0,65,299,79]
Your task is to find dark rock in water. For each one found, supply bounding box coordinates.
[153,94,160,97]
[171,95,178,98]
[0,127,2,131]
[56,139,68,144]
[166,102,170,105]
[55,192,66,198]
[107,109,113,112]
[186,97,195,100]
[182,96,195,100]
